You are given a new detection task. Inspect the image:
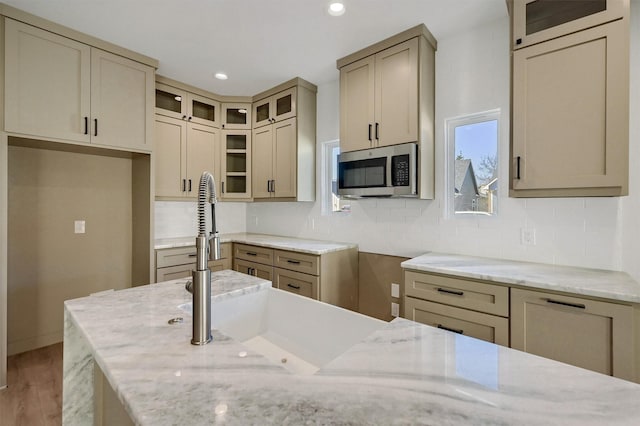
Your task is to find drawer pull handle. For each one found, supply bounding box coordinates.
[437,324,463,335]
[246,252,257,256]
[286,260,301,265]
[437,288,464,296]
[545,298,586,310]
[187,253,197,257]
[287,284,301,290]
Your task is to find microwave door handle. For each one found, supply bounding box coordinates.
[387,156,393,188]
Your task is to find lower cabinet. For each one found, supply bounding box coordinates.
[155,243,231,282]
[233,243,358,310]
[404,271,510,346]
[511,288,634,381]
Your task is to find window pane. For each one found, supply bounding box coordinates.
[453,119,498,215]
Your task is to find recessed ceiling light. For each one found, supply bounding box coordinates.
[328,1,345,16]
[215,72,228,80]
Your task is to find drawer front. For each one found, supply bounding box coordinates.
[273,267,319,300]
[156,242,231,268]
[209,257,231,272]
[404,271,509,316]
[234,243,273,265]
[273,250,319,276]
[405,296,509,346]
[234,259,273,281]
[156,264,194,282]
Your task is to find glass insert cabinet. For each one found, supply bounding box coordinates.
[155,83,220,128]
[221,103,252,130]
[512,0,626,49]
[220,130,252,200]
[252,87,297,128]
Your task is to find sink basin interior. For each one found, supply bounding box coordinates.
[181,287,384,375]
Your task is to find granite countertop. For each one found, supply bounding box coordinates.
[402,252,640,304]
[63,270,640,425]
[154,232,358,255]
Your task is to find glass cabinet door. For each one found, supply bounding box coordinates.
[273,87,296,122]
[187,93,220,128]
[222,103,252,129]
[253,98,271,128]
[513,0,626,49]
[220,130,252,199]
[155,83,187,120]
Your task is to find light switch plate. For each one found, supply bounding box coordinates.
[391,283,400,298]
[391,302,399,317]
[74,220,85,234]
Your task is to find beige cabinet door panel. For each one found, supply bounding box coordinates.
[252,126,274,198]
[512,21,628,192]
[405,297,509,346]
[233,259,273,281]
[156,264,194,282]
[234,244,273,265]
[4,19,91,142]
[510,288,634,380]
[90,48,154,152]
[155,117,186,198]
[185,124,219,198]
[273,249,319,276]
[156,246,198,268]
[339,55,375,153]
[404,271,509,316]
[273,118,297,198]
[375,38,419,147]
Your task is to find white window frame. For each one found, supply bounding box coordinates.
[321,139,349,215]
[444,109,501,219]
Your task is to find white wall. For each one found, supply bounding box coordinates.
[247,14,638,280]
[155,201,246,239]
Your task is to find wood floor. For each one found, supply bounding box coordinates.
[0,343,63,426]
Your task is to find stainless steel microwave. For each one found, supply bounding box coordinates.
[338,143,417,198]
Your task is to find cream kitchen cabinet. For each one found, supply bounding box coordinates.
[252,87,296,128]
[404,271,510,346]
[511,288,634,381]
[510,5,629,197]
[155,116,220,199]
[336,24,436,199]
[155,243,231,282]
[251,79,317,202]
[220,130,252,200]
[252,118,297,199]
[155,82,220,128]
[4,18,154,153]
[221,103,252,130]
[233,243,358,311]
[511,0,627,50]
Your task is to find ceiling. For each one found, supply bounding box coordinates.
[5,0,507,96]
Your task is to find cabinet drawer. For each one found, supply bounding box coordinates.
[405,297,509,346]
[404,271,509,317]
[156,243,230,268]
[274,267,319,300]
[274,250,319,276]
[234,259,273,281]
[156,264,194,282]
[234,243,273,265]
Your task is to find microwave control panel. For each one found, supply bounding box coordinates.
[391,154,410,186]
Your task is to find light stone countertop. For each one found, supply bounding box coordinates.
[63,270,640,425]
[402,252,640,303]
[154,232,358,255]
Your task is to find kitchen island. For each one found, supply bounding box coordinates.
[63,270,640,425]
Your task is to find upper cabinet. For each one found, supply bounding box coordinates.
[510,1,630,197]
[221,103,252,130]
[339,38,419,153]
[512,0,627,49]
[251,79,317,202]
[252,87,296,128]
[156,83,220,128]
[337,24,436,199]
[4,19,155,153]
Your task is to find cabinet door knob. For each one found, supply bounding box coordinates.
[516,38,522,45]
[188,116,192,121]
[182,115,187,120]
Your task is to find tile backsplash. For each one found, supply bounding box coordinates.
[154,201,247,239]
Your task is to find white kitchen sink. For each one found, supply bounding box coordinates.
[180,287,385,375]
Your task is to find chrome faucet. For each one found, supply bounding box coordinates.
[191,171,221,345]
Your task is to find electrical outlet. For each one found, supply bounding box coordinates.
[391,302,399,317]
[521,228,536,246]
[74,220,86,234]
[391,283,400,298]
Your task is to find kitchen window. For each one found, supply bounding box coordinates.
[445,109,500,217]
[322,140,350,214]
